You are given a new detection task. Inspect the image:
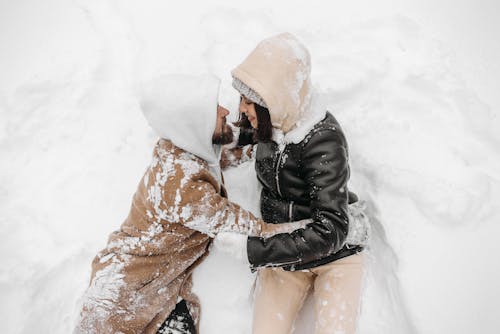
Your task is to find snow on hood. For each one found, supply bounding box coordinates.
[231,33,316,134]
[139,74,221,170]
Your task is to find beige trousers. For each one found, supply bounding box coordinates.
[252,253,364,334]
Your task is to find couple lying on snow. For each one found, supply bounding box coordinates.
[75,32,370,334]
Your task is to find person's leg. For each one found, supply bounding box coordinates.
[252,267,313,334]
[312,254,364,334]
[157,299,196,334]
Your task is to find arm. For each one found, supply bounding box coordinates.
[247,129,350,268]
[179,170,262,237]
[179,169,306,238]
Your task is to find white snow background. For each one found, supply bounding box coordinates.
[1,0,500,333]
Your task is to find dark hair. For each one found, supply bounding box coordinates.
[235,102,273,145]
[254,103,273,142]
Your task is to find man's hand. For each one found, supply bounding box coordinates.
[260,219,311,238]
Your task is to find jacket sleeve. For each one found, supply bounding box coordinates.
[178,170,265,238]
[180,170,307,239]
[247,129,350,269]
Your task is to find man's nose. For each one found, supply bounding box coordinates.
[217,106,230,117]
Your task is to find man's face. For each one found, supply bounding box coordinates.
[212,105,234,145]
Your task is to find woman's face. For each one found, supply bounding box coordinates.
[239,96,258,129]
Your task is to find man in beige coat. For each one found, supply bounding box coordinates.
[74,74,300,334]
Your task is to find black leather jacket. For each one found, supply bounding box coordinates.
[247,112,363,271]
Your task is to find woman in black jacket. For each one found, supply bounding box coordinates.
[226,33,370,334]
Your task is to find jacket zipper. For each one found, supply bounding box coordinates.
[275,148,284,197]
[288,201,294,221]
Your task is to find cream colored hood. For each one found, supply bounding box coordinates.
[231,33,314,133]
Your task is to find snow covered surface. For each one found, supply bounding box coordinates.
[1,0,500,333]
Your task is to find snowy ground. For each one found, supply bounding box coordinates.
[1,0,500,333]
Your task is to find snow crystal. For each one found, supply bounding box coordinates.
[98,253,115,264]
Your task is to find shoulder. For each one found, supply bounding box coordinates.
[151,139,210,181]
[303,112,347,148]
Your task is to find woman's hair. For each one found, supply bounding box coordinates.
[235,100,273,144]
[254,103,273,142]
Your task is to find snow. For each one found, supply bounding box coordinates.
[79,253,129,332]
[1,0,500,333]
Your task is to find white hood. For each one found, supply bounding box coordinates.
[139,74,221,180]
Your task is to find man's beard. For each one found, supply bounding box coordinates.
[212,124,234,145]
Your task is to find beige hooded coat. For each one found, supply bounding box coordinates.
[75,75,266,334]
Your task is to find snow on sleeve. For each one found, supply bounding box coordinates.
[75,253,131,333]
[143,143,263,238]
[181,180,263,238]
[144,145,203,224]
